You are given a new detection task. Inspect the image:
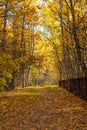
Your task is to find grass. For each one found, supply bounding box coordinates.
[22,89,40,95]
[0,85,69,98]
[0,87,40,97]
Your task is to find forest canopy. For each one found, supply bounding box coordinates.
[0,0,87,91]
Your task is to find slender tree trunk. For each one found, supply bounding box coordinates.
[2,3,8,51]
[69,0,87,99]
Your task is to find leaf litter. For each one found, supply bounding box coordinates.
[0,86,87,130]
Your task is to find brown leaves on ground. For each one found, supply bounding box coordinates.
[0,86,87,130]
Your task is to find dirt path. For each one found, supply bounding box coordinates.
[0,86,87,130]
